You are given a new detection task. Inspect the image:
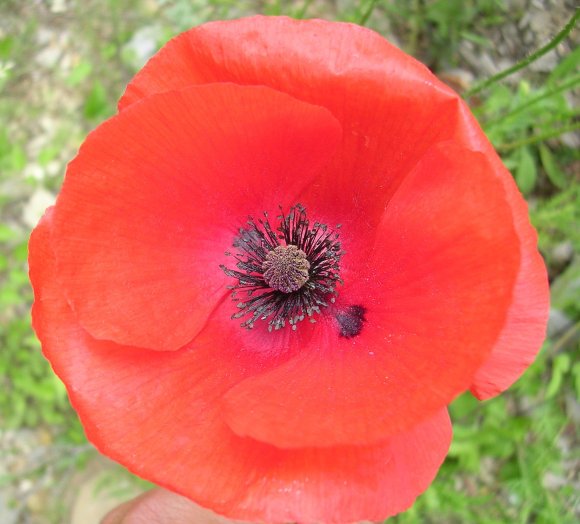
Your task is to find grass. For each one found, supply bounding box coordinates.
[0,1,578,522]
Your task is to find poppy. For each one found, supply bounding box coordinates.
[29,16,549,523]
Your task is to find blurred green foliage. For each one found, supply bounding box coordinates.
[481,77,579,193]
[0,1,578,523]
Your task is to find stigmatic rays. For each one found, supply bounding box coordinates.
[220,204,344,331]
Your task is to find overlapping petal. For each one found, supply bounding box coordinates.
[52,83,341,351]
[31,209,452,523]
[449,105,549,399]
[119,16,460,228]
[222,143,520,448]
[117,15,548,397]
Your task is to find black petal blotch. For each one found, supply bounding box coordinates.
[336,305,367,338]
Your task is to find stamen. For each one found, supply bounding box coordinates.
[220,204,344,331]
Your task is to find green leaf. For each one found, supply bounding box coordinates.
[67,61,92,87]
[546,353,571,398]
[515,146,537,194]
[0,224,17,242]
[572,362,580,398]
[8,144,26,171]
[539,144,567,189]
[0,36,14,60]
[550,258,580,313]
[548,45,580,83]
[449,392,479,419]
[83,82,112,120]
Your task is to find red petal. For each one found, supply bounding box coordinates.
[119,17,461,227]
[223,143,520,448]
[118,17,548,388]
[30,210,451,523]
[52,83,341,351]
[448,104,550,399]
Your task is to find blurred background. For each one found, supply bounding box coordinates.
[0,1,578,523]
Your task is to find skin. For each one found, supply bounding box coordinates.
[101,489,239,524]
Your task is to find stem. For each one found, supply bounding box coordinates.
[295,0,314,19]
[539,106,580,128]
[549,321,580,356]
[463,9,579,98]
[407,0,422,56]
[497,122,580,152]
[359,0,379,26]
[485,73,580,128]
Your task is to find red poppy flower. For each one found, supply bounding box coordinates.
[29,16,549,523]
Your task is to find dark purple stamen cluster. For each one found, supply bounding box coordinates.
[220,204,344,331]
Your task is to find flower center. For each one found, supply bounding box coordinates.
[220,204,343,331]
[262,245,310,293]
